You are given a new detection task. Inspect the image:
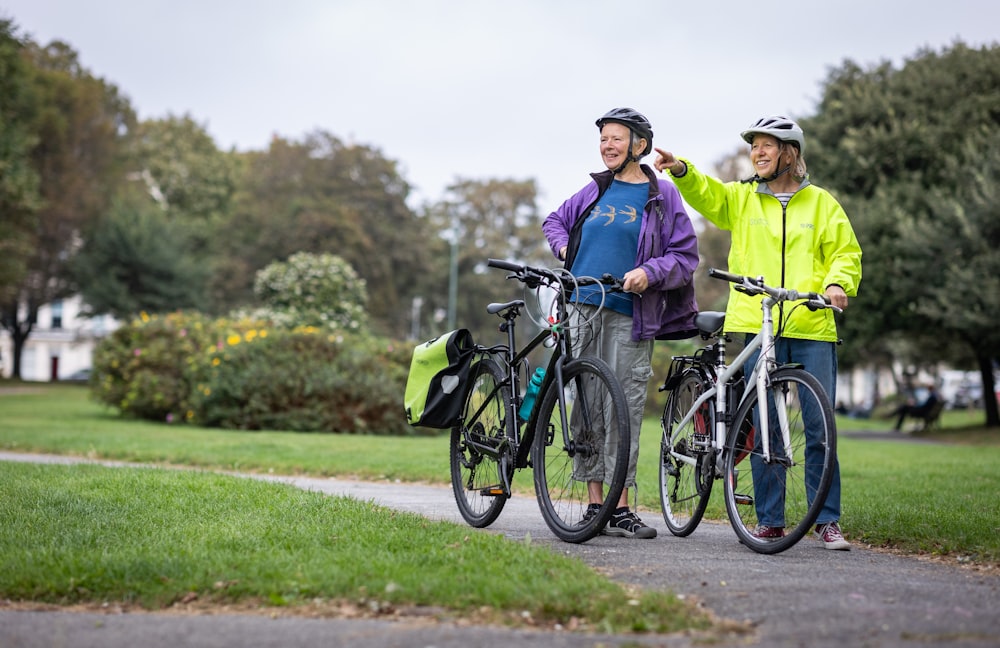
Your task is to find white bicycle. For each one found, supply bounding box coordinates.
[659,268,841,554]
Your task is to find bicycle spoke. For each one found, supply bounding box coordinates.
[450,358,511,527]
[533,357,629,543]
[723,368,835,554]
[659,369,712,536]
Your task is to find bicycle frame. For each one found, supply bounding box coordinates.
[667,292,794,475]
[499,313,570,473]
[658,268,843,551]
[461,264,618,493]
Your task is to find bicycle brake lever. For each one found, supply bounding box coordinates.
[805,294,832,312]
[600,273,624,291]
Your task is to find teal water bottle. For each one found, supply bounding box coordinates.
[518,367,546,422]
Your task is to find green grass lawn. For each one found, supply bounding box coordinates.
[0,384,707,635]
[633,408,1000,557]
[1,461,701,634]
[1,383,998,630]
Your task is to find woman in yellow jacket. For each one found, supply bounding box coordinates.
[654,115,862,550]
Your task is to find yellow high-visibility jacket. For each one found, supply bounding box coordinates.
[672,160,862,342]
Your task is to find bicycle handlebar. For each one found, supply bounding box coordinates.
[707,268,841,313]
[487,258,623,291]
[487,258,523,273]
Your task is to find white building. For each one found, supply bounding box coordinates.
[0,295,118,381]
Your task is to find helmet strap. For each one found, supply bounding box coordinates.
[612,134,640,175]
[760,163,793,183]
[743,143,793,184]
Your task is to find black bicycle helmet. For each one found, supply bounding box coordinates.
[740,115,805,154]
[596,107,654,156]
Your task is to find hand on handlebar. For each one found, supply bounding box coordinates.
[824,285,848,310]
[622,267,649,293]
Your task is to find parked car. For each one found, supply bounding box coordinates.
[64,368,92,383]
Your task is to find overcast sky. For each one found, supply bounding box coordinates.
[2,1,997,210]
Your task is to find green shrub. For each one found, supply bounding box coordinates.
[252,252,368,332]
[189,328,414,435]
[92,312,416,435]
[91,311,221,421]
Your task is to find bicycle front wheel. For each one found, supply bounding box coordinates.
[450,357,512,528]
[659,369,714,536]
[723,367,836,554]
[533,356,630,543]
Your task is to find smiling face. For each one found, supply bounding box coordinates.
[600,122,635,171]
[749,133,790,177]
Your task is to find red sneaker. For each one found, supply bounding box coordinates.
[814,522,851,550]
[751,525,785,539]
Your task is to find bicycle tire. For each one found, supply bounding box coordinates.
[532,356,630,543]
[659,369,714,536]
[723,367,836,554]
[450,357,512,528]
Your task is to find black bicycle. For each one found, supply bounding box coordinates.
[450,259,631,543]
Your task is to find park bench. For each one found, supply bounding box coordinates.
[902,399,945,433]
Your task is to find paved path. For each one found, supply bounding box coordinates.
[2,451,998,647]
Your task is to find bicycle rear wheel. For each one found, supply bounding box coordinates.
[723,367,836,554]
[532,356,630,543]
[450,357,512,528]
[659,369,714,536]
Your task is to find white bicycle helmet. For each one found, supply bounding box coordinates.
[740,116,805,154]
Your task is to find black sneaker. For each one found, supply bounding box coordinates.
[578,503,601,527]
[603,509,657,539]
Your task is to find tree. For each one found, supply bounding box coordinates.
[0,19,39,305]
[211,132,434,338]
[803,41,1000,426]
[128,114,239,253]
[0,38,135,378]
[71,188,207,318]
[423,178,548,340]
[68,114,242,319]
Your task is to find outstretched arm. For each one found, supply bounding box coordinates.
[653,148,687,177]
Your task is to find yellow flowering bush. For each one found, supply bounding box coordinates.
[90,310,415,435]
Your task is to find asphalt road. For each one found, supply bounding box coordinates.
[2,451,998,647]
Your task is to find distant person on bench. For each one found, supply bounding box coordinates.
[893,384,940,430]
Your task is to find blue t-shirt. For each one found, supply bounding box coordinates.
[569,179,646,316]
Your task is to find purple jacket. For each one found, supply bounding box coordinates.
[542,165,699,341]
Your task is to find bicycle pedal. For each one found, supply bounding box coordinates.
[479,487,506,497]
[733,493,753,506]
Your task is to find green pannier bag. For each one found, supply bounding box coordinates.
[404,329,476,428]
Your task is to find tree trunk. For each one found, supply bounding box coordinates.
[1,302,35,380]
[977,353,999,428]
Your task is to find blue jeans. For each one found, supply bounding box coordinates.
[744,335,842,526]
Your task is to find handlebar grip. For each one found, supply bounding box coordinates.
[707,268,743,284]
[805,293,833,311]
[487,258,523,272]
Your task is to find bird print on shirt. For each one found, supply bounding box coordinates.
[588,204,638,225]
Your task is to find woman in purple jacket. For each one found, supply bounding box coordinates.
[542,108,699,539]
